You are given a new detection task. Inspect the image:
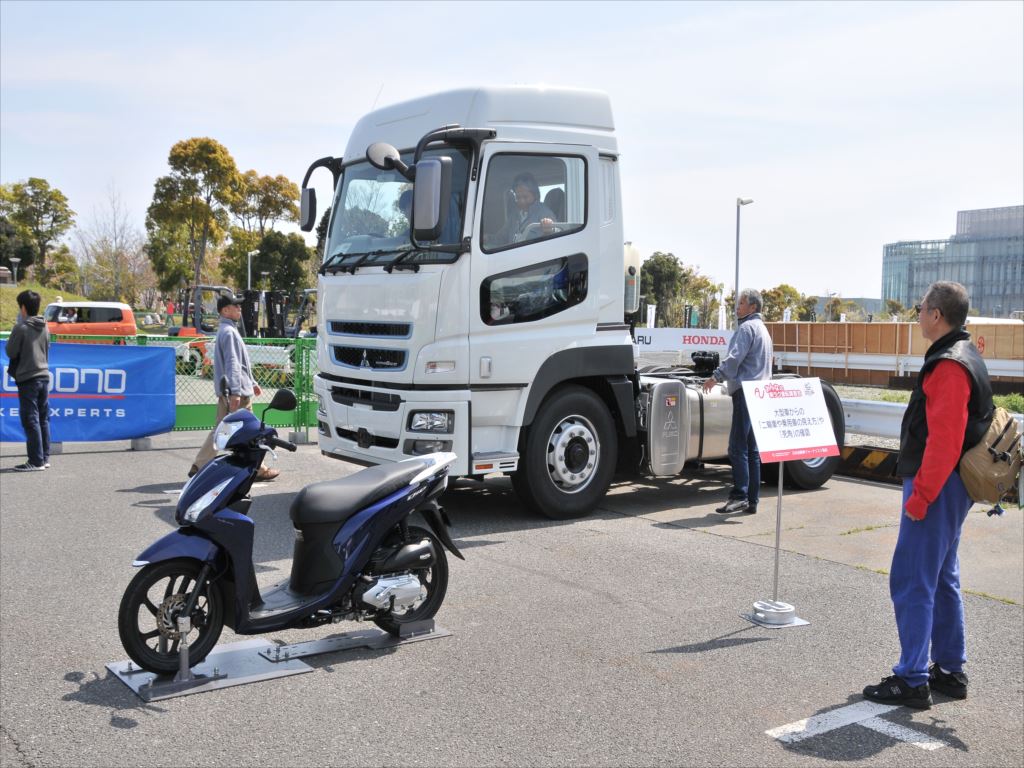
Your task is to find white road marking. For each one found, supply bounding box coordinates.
[861,716,945,751]
[767,700,946,751]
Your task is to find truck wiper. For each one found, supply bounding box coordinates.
[320,249,350,275]
[384,249,421,273]
[323,248,410,275]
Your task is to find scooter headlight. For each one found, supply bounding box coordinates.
[183,478,232,522]
[214,419,245,450]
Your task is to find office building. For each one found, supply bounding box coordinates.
[881,205,1024,317]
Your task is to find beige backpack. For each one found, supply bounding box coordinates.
[958,407,1022,505]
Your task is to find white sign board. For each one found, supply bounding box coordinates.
[633,327,734,357]
[742,377,840,464]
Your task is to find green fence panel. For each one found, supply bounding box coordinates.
[2,332,319,433]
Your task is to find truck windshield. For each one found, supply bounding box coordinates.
[324,146,470,270]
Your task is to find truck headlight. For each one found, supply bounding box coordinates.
[183,479,232,522]
[408,411,453,433]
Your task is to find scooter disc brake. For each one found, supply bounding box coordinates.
[156,594,206,640]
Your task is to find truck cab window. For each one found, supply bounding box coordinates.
[481,254,588,325]
[325,147,470,270]
[481,155,586,253]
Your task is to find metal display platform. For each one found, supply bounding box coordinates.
[108,622,451,702]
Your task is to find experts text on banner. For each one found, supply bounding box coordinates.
[0,341,176,443]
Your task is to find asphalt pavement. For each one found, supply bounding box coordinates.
[1,433,1021,767]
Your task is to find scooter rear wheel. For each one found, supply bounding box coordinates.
[372,526,449,637]
[118,558,224,675]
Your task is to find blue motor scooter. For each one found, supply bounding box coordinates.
[117,388,463,674]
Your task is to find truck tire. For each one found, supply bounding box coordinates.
[762,381,846,489]
[512,385,618,520]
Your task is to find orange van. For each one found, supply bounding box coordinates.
[45,301,137,340]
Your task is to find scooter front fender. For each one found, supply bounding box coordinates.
[133,529,220,567]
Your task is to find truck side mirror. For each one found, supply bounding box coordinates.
[300,188,316,232]
[413,157,452,242]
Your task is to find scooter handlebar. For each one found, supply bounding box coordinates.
[266,436,298,452]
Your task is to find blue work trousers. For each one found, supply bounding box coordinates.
[890,472,972,687]
[17,376,50,467]
[728,390,760,505]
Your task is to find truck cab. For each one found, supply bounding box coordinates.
[304,86,843,520]
[305,87,636,517]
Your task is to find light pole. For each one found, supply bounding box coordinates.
[247,250,259,291]
[734,197,754,325]
[9,257,20,286]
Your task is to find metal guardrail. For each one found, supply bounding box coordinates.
[777,351,1023,378]
[842,398,1024,439]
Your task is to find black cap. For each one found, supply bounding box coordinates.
[217,294,244,312]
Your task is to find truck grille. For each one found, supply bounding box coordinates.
[332,346,407,371]
[336,427,400,449]
[331,386,402,412]
[329,321,411,337]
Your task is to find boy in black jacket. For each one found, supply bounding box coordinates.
[6,290,51,471]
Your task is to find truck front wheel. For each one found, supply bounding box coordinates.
[512,386,617,520]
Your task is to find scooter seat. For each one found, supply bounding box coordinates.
[289,459,432,526]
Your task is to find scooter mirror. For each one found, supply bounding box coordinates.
[267,388,297,412]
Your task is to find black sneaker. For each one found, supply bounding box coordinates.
[715,498,749,514]
[929,664,968,699]
[862,675,932,709]
[746,504,757,515]
[13,463,45,472]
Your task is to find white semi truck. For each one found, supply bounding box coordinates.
[300,86,845,519]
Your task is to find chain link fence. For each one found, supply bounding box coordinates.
[2,332,319,437]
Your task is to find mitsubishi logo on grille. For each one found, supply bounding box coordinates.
[360,349,370,368]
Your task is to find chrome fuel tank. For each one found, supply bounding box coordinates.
[639,376,734,476]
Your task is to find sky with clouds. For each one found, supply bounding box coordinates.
[2,0,1021,300]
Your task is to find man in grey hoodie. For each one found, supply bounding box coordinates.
[6,290,51,471]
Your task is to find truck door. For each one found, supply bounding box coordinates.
[469,143,601,394]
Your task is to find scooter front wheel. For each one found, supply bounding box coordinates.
[118,558,224,675]
[372,526,449,637]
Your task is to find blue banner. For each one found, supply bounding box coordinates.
[1,342,176,442]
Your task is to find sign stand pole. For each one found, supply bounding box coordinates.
[743,461,809,628]
[739,377,838,629]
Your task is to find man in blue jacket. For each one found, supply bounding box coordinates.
[702,289,773,514]
[6,290,51,471]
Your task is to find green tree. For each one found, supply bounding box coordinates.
[146,138,240,296]
[885,299,904,317]
[0,215,37,277]
[797,295,818,321]
[639,251,686,327]
[824,295,842,322]
[680,270,723,328]
[46,244,80,294]
[231,171,300,237]
[760,283,803,322]
[0,178,76,282]
[145,219,194,294]
[221,230,313,295]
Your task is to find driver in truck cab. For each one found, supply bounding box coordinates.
[491,172,556,246]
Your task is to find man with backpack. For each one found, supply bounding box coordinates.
[863,281,993,709]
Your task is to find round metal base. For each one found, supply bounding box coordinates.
[752,599,796,625]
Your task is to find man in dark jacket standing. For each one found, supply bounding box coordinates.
[6,290,51,471]
[863,281,993,709]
